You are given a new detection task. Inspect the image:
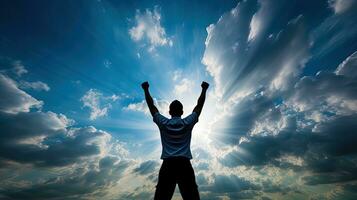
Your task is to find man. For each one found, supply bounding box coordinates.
[141,81,209,200]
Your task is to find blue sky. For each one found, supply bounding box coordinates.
[1,0,357,199]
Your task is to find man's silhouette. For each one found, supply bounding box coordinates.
[141,81,209,200]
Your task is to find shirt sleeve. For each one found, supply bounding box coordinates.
[183,112,199,126]
[153,112,169,127]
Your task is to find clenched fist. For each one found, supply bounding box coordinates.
[201,81,209,90]
[141,81,149,90]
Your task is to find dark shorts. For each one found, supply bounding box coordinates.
[154,157,200,200]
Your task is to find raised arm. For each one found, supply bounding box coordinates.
[193,81,209,117]
[141,81,159,117]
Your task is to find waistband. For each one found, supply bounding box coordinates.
[163,156,190,162]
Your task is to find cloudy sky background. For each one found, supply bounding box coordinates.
[1,0,357,199]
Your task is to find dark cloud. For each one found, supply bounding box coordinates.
[212,92,283,145]
[201,174,260,193]
[225,190,260,199]
[1,157,130,200]
[261,197,273,200]
[0,109,111,167]
[218,106,357,168]
[192,147,212,160]
[261,180,300,195]
[196,173,208,185]
[310,114,357,157]
[133,160,159,175]
[121,190,153,200]
[343,182,357,193]
[219,121,306,167]
[196,162,209,171]
[199,174,260,200]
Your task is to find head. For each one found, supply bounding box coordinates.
[169,100,183,117]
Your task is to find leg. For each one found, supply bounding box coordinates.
[177,160,200,200]
[154,161,176,200]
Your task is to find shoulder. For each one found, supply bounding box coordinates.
[153,112,169,124]
[183,112,199,124]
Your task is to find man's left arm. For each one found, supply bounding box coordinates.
[141,81,159,117]
[193,81,209,117]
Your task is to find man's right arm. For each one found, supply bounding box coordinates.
[193,81,209,117]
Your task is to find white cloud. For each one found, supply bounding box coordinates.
[107,94,120,101]
[12,60,28,77]
[335,50,357,77]
[247,0,276,42]
[329,0,357,14]
[174,78,194,95]
[285,50,357,118]
[0,74,43,114]
[249,108,287,137]
[172,69,182,81]
[129,6,172,52]
[124,99,169,116]
[248,13,261,41]
[202,1,309,101]
[275,155,305,167]
[103,59,112,68]
[19,81,50,91]
[80,89,119,120]
[124,101,146,113]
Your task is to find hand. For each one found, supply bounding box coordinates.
[201,81,209,90]
[141,81,149,90]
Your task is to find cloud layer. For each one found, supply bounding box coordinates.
[0,63,133,199]
[200,0,357,198]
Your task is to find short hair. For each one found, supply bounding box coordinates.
[169,100,183,116]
